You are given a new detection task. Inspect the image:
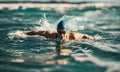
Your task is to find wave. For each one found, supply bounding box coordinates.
[72,48,120,72]
[0,3,120,13]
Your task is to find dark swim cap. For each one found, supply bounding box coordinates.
[57,21,66,30]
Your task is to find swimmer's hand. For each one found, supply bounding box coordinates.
[20,32,27,35]
[83,34,95,40]
[87,35,102,40]
[8,31,27,38]
[18,31,28,37]
[89,36,95,40]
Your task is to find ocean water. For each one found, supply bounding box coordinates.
[0,2,120,72]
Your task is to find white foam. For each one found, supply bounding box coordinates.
[35,13,56,32]
[66,16,87,31]
[8,30,27,40]
[94,34,103,40]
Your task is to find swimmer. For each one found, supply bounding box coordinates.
[22,21,95,40]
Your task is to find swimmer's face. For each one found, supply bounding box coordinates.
[57,29,66,35]
[57,29,66,39]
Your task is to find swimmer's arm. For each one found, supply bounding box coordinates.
[23,30,46,36]
[82,34,95,40]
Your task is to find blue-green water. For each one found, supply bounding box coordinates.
[0,3,120,72]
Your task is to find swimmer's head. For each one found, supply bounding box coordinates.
[57,21,66,30]
[57,21,67,34]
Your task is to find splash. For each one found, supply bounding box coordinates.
[66,16,86,31]
[8,30,27,40]
[94,34,103,40]
[35,13,56,31]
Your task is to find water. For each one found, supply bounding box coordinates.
[0,2,120,72]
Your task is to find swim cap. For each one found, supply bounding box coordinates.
[57,21,66,30]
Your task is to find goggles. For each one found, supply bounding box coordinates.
[57,30,66,34]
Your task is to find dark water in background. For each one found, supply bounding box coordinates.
[0,3,120,72]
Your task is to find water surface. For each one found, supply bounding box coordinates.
[0,2,120,72]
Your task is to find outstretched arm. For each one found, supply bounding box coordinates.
[24,30,46,36]
[82,34,95,40]
[70,32,95,40]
